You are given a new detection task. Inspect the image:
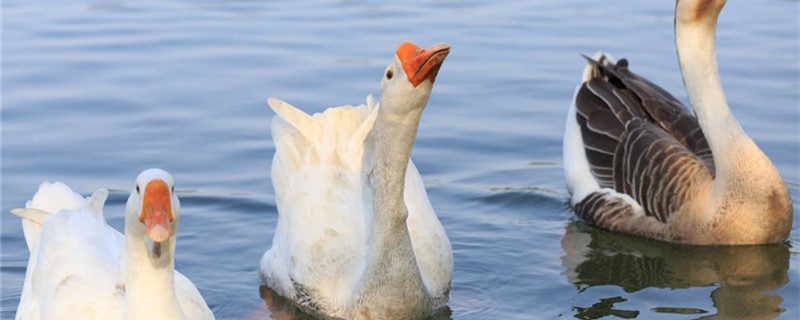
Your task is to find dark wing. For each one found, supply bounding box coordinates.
[611,60,715,174]
[574,56,714,225]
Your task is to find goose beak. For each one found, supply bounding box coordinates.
[396,42,451,88]
[139,179,174,244]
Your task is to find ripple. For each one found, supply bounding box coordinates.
[450,264,510,319]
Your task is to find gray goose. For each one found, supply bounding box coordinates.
[563,0,792,245]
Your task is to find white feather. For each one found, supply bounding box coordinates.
[260,96,452,311]
[563,52,625,206]
[12,179,214,320]
[563,84,601,205]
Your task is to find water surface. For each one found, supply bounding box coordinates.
[2,1,798,319]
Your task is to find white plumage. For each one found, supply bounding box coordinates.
[260,42,453,319]
[12,169,214,320]
[261,97,453,312]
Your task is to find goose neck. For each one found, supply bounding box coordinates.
[371,106,423,222]
[124,230,182,320]
[356,102,430,314]
[675,0,744,163]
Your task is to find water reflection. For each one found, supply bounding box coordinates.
[256,286,454,320]
[561,222,790,319]
[573,296,639,319]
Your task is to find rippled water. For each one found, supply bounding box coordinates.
[2,1,798,319]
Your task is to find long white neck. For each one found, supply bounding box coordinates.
[371,105,422,226]
[359,97,430,314]
[124,227,182,320]
[675,0,748,169]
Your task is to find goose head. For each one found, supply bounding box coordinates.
[379,42,450,118]
[675,0,726,28]
[125,168,180,261]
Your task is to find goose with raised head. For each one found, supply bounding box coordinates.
[259,41,453,319]
[12,169,214,320]
[563,0,792,245]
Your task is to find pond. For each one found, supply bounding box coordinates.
[2,0,798,319]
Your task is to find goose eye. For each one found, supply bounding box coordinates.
[135,185,140,194]
[385,68,393,80]
[171,185,175,192]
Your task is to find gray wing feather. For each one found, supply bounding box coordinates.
[600,59,715,174]
[574,56,714,226]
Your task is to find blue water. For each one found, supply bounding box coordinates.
[2,1,798,319]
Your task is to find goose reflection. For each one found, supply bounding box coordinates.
[561,221,790,319]
[257,285,454,320]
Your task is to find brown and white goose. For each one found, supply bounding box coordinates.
[563,0,793,245]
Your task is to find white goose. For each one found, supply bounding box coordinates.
[12,169,214,320]
[259,42,453,319]
[564,0,793,245]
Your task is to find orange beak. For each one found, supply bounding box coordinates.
[139,179,174,243]
[396,42,451,88]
